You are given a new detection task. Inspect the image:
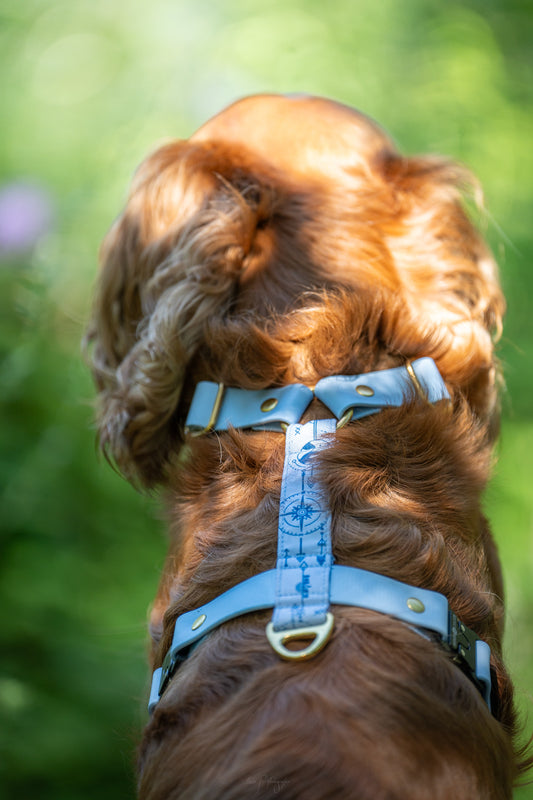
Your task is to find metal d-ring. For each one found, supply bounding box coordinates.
[265,612,335,661]
[405,361,430,404]
[186,382,225,436]
[281,409,352,433]
[406,360,451,411]
[336,408,353,429]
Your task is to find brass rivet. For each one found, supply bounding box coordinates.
[406,597,425,614]
[191,614,207,631]
[261,397,278,412]
[356,385,374,397]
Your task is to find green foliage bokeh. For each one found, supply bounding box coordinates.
[0,1,531,797]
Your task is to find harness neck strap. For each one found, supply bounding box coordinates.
[185,357,450,434]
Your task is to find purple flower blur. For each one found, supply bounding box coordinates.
[0,181,55,258]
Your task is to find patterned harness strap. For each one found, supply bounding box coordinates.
[266,419,336,660]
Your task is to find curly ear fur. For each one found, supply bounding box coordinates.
[378,153,505,421]
[86,142,277,485]
[87,109,504,488]
[381,154,504,355]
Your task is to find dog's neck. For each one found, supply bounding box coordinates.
[149,359,493,714]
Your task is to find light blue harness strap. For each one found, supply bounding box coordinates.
[148,565,492,712]
[271,418,337,632]
[185,382,314,433]
[169,571,277,657]
[314,358,450,421]
[185,359,450,434]
[150,570,278,712]
[160,568,448,659]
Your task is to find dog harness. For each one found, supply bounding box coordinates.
[149,358,492,713]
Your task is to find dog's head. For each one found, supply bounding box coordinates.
[87,94,504,487]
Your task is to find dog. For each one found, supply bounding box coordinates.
[87,95,531,798]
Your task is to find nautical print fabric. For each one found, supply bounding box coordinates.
[272,418,337,632]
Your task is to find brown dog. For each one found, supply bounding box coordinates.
[87,95,530,798]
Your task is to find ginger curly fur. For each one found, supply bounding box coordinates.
[86,94,531,798]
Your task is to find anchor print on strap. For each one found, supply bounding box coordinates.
[268,418,336,659]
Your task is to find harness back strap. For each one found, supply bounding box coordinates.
[271,418,336,634]
[149,565,491,713]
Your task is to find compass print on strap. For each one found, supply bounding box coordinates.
[279,484,328,537]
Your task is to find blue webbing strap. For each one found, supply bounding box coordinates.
[271,418,336,632]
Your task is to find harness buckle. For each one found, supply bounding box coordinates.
[447,611,478,675]
[157,650,178,700]
[265,612,335,661]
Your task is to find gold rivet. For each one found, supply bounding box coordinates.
[356,385,374,397]
[261,397,278,412]
[191,614,207,631]
[406,597,425,614]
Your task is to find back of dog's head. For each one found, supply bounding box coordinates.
[88,95,503,488]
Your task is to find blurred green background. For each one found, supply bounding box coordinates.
[0,0,531,797]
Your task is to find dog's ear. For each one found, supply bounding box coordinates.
[380,153,505,422]
[86,141,273,486]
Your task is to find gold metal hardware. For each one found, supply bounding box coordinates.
[336,408,353,429]
[260,397,279,413]
[355,384,374,397]
[187,383,225,436]
[281,409,352,432]
[406,597,425,614]
[405,362,429,403]
[265,612,334,661]
[191,614,207,631]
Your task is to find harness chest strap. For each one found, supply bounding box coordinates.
[149,565,492,713]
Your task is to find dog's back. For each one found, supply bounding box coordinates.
[87,95,529,798]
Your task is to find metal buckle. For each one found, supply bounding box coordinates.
[447,611,478,675]
[265,612,334,661]
[156,650,175,701]
[406,360,452,413]
[186,382,225,436]
[156,645,190,702]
